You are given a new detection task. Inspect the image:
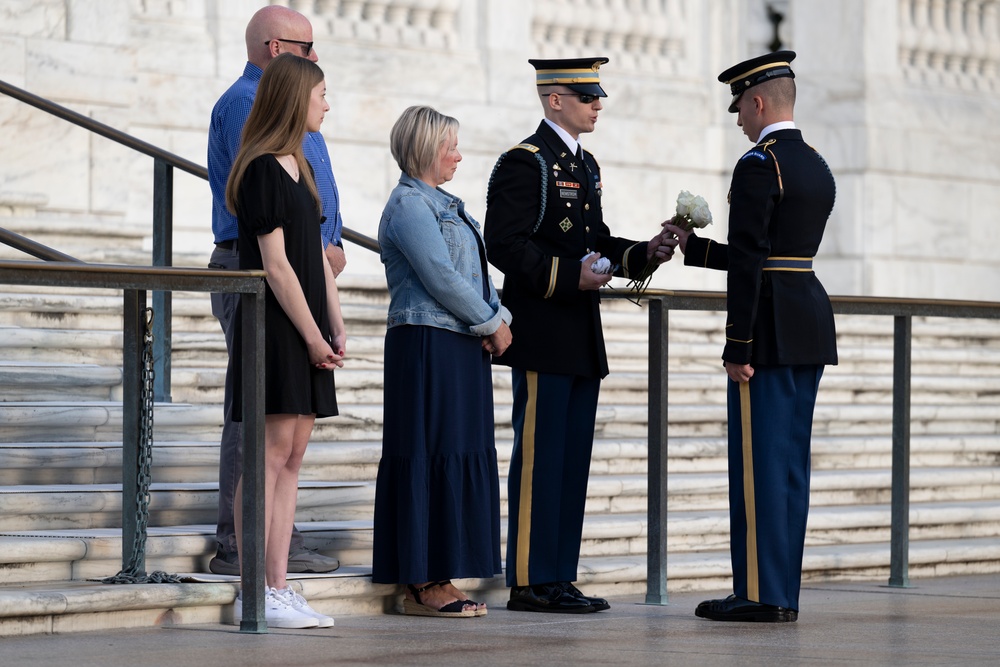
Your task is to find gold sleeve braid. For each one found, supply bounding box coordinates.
[544,257,560,298]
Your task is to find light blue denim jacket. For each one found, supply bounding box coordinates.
[379,173,511,336]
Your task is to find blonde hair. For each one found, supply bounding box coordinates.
[389,105,459,179]
[225,53,324,216]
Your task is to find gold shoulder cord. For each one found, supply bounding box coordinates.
[759,139,783,203]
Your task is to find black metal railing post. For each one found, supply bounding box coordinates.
[889,314,913,587]
[152,159,173,403]
[645,297,670,605]
[239,290,268,633]
[122,288,146,573]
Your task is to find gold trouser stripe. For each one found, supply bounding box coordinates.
[739,380,759,602]
[516,371,539,586]
[544,258,559,298]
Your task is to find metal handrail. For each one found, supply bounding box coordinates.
[0,259,270,632]
[602,287,1000,604]
[0,77,380,401]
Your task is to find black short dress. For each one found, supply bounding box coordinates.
[230,154,338,419]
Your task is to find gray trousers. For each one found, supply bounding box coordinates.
[209,243,305,555]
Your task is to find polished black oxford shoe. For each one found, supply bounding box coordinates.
[507,583,594,613]
[695,595,797,623]
[558,581,610,612]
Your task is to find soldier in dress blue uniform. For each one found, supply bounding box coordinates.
[666,50,839,622]
[485,57,677,613]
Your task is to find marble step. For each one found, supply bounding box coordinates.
[3,498,999,587]
[604,500,1000,554]
[0,481,374,531]
[0,362,123,401]
[3,286,1000,350]
[1,398,998,444]
[3,461,998,532]
[2,433,997,485]
[3,335,1000,410]
[4,347,1000,409]
[1,535,998,637]
[6,317,1000,374]
[0,399,989,447]
[661,466,1000,512]
[158,367,1000,406]
[0,290,390,336]
[0,523,372,585]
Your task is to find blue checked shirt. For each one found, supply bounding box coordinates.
[208,62,343,247]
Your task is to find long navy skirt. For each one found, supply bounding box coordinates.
[371,324,502,584]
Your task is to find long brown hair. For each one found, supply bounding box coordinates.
[225,53,324,216]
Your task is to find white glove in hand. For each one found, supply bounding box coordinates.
[581,252,613,275]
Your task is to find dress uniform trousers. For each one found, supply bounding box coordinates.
[727,364,823,611]
[505,368,601,587]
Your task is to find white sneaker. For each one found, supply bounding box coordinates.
[232,588,320,629]
[274,585,335,628]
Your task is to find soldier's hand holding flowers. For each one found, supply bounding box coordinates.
[626,190,711,300]
[662,190,713,255]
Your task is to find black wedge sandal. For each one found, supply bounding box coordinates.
[437,579,487,617]
[402,582,478,618]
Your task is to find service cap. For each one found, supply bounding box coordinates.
[529,57,610,97]
[718,50,796,113]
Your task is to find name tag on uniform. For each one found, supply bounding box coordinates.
[560,188,578,199]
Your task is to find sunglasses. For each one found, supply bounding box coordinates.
[266,38,314,56]
[553,92,600,104]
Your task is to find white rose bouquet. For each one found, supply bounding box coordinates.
[672,190,713,231]
[626,190,714,301]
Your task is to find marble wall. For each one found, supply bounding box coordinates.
[0,0,998,300]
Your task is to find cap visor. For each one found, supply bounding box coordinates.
[566,83,607,97]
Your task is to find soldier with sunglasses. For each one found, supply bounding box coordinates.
[484,57,677,614]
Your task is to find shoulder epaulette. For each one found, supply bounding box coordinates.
[510,143,540,153]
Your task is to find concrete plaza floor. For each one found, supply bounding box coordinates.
[3,574,998,666]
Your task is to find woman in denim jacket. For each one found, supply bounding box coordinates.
[372,106,512,618]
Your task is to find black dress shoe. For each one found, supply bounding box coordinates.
[507,583,594,613]
[558,581,610,612]
[695,594,797,623]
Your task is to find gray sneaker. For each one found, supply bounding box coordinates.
[287,548,340,574]
[211,546,341,575]
[208,547,240,576]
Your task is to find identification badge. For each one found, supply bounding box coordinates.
[560,188,578,199]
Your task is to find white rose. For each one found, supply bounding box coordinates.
[689,200,713,228]
[675,190,696,217]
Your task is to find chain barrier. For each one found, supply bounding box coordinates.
[104,306,182,585]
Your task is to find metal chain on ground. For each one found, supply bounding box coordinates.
[103,306,182,585]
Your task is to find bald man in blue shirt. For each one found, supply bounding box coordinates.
[206,4,345,576]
